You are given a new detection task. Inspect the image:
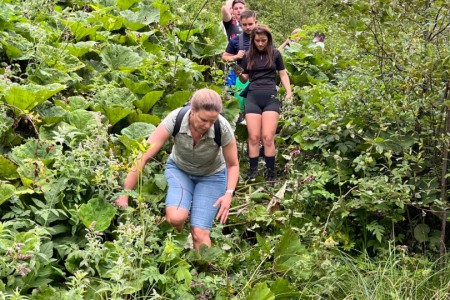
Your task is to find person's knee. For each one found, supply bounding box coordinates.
[191,227,211,246]
[262,134,274,146]
[165,210,188,226]
[248,135,260,146]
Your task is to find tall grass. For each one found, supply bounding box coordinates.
[304,245,450,300]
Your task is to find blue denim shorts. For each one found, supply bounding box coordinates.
[164,158,227,230]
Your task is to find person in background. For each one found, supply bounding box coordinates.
[222,10,257,124]
[313,32,326,49]
[278,28,301,51]
[221,0,246,41]
[222,0,246,116]
[235,25,292,183]
[115,89,239,250]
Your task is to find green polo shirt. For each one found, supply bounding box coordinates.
[162,107,234,176]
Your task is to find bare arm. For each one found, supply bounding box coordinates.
[214,137,239,224]
[279,69,292,99]
[237,71,249,83]
[222,50,245,62]
[221,0,234,22]
[278,38,291,51]
[116,124,171,207]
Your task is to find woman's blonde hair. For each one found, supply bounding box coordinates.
[190,88,222,113]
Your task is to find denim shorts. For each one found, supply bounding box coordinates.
[164,158,227,230]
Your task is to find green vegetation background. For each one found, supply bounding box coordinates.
[1,0,450,299]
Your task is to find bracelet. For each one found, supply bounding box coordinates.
[225,189,235,196]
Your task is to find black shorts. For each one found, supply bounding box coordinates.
[245,89,280,114]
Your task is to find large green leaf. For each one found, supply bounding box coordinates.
[16,160,54,188]
[38,44,85,73]
[134,90,164,113]
[65,109,99,131]
[1,31,34,60]
[35,103,67,125]
[165,91,191,110]
[28,68,74,85]
[122,77,154,94]
[152,2,173,26]
[0,155,19,179]
[100,44,142,72]
[121,122,155,139]
[3,83,66,111]
[91,87,136,125]
[64,41,98,58]
[117,0,140,10]
[177,28,201,42]
[119,122,155,150]
[54,96,90,111]
[102,106,133,126]
[414,224,430,243]
[0,183,15,206]
[245,282,275,300]
[120,5,160,31]
[78,198,116,231]
[274,229,307,273]
[0,109,14,137]
[65,20,102,41]
[270,279,300,298]
[126,111,160,126]
[39,122,80,143]
[90,12,123,31]
[10,139,61,167]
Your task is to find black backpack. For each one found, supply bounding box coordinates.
[172,103,222,147]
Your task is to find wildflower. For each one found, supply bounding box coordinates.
[17,263,31,277]
[18,253,33,260]
[324,236,338,248]
[14,243,25,250]
[289,149,301,157]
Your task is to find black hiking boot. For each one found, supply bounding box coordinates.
[246,167,258,181]
[265,168,276,186]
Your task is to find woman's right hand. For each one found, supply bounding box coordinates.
[115,195,129,208]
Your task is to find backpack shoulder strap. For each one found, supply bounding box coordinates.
[238,33,244,50]
[214,120,221,147]
[172,105,190,138]
[173,105,222,147]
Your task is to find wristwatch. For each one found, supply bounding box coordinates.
[225,189,235,196]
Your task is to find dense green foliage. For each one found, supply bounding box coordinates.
[1,0,450,299]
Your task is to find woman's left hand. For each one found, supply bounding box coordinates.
[214,194,232,224]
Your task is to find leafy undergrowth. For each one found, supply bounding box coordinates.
[2,0,450,299]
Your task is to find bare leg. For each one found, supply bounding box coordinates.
[245,113,262,158]
[261,111,279,156]
[191,227,212,249]
[165,206,189,232]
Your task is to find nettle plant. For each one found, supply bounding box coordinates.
[0,0,240,296]
[2,0,450,298]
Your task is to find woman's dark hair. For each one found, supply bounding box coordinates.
[246,25,274,70]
